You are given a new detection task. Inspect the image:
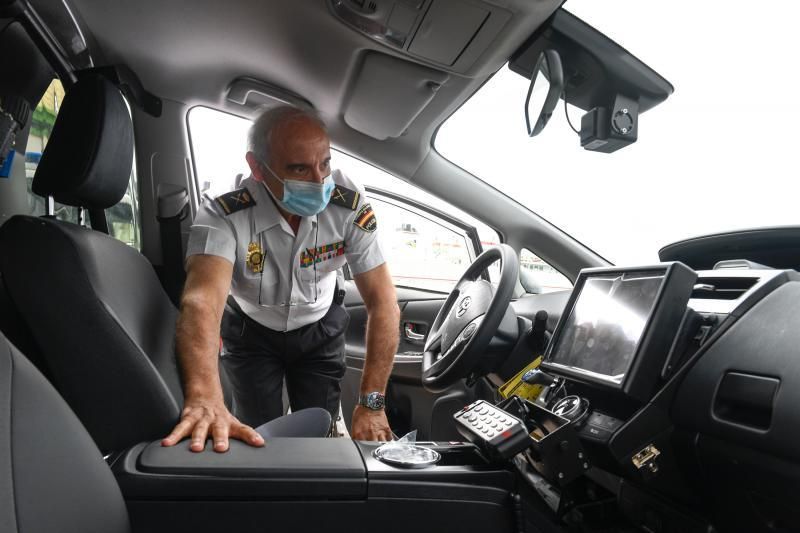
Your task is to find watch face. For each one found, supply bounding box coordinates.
[365,392,385,410]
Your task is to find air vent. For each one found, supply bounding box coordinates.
[691,277,758,300]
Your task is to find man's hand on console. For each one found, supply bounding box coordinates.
[161,396,264,452]
[351,405,393,441]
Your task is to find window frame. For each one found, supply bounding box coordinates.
[348,186,488,291]
[519,247,573,294]
[366,185,484,258]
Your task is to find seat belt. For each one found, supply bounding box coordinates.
[156,184,189,306]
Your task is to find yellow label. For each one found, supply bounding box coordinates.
[499,356,544,402]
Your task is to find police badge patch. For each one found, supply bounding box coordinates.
[353,203,377,233]
[246,242,264,273]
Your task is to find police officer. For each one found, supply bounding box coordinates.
[162,106,400,452]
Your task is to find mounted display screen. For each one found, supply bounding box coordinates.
[543,263,696,399]
[548,271,664,384]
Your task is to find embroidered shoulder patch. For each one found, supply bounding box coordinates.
[329,184,360,211]
[353,203,377,233]
[214,188,256,215]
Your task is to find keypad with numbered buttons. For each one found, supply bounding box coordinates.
[453,400,531,459]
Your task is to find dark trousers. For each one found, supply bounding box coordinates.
[220,302,350,429]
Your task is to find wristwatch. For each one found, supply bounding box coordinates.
[358,391,386,410]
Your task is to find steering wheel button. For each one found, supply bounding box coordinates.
[463,322,477,338]
[504,420,512,427]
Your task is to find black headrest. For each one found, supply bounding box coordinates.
[32,74,133,209]
[0,21,54,111]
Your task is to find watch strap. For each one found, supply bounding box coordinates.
[358,391,386,410]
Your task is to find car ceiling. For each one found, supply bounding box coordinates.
[67,0,563,174]
[57,0,610,278]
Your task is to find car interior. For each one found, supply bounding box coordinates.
[2,1,800,532]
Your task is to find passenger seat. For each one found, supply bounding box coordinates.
[0,73,184,453]
[0,331,130,533]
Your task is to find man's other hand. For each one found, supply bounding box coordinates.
[161,398,264,452]
[351,406,393,441]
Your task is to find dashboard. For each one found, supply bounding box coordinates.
[467,262,800,532]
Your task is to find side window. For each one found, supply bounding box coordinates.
[332,151,503,292]
[188,106,251,199]
[519,248,572,294]
[106,162,141,249]
[25,79,141,249]
[369,196,474,292]
[25,79,78,222]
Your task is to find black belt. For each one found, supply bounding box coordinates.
[225,290,343,338]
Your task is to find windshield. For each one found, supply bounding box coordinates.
[436,0,800,266]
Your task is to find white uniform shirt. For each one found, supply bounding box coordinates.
[186,169,384,331]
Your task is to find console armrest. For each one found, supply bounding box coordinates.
[113,438,366,500]
[138,438,364,477]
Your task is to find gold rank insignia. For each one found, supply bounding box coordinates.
[215,188,256,216]
[246,242,264,273]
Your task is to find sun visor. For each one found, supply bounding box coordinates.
[344,52,448,140]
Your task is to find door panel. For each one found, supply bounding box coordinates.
[341,281,477,440]
[340,187,486,440]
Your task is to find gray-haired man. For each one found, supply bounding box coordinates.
[162,106,399,452]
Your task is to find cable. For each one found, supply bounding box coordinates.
[563,89,580,135]
[313,220,318,303]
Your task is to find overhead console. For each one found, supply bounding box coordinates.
[328,0,562,75]
[328,0,512,72]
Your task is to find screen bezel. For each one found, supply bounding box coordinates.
[541,263,696,399]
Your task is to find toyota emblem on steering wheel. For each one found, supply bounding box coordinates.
[456,296,472,317]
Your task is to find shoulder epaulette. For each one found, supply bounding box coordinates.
[329,184,360,211]
[214,188,256,215]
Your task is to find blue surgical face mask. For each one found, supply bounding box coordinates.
[262,162,334,217]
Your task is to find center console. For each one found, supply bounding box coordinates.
[112,437,518,533]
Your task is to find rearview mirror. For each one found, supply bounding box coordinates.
[525,49,564,137]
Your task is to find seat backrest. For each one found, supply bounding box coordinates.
[0,332,130,533]
[0,73,183,453]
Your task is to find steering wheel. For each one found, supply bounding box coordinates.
[422,244,519,393]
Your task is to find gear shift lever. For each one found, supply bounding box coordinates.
[527,310,550,353]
